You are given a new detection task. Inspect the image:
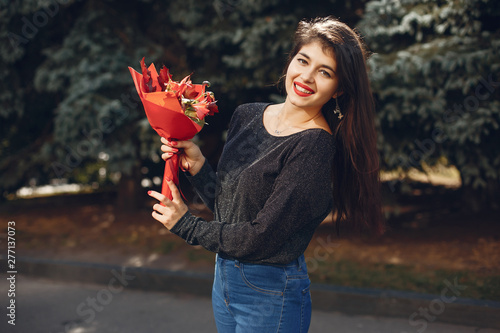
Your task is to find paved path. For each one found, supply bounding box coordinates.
[1,275,499,333]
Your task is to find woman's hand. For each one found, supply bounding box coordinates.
[161,137,206,176]
[148,178,188,230]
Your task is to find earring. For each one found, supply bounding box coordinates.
[334,98,343,119]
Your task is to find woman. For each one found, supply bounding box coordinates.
[148,16,385,332]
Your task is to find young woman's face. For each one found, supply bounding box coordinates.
[285,41,340,111]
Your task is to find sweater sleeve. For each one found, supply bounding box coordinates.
[182,105,245,212]
[170,132,333,262]
[184,159,217,212]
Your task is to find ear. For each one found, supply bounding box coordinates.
[332,90,343,99]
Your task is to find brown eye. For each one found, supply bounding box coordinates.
[320,70,331,78]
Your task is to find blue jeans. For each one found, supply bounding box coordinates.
[212,254,312,333]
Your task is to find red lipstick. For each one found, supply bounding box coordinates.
[293,81,314,97]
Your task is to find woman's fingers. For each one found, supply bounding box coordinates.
[166,177,182,203]
[161,137,195,150]
[161,151,175,160]
[158,137,204,174]
[160,138,185,161]
[161,143,179,156]
[151,208,166,224]
[148,190,171,225]
[147,183,188,230]
[161,145,179,153]
[148,190,168,205]
[161,145,178,161]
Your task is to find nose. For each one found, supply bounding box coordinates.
[300,68,315,83]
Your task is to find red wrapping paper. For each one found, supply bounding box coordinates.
[128,63,207,200]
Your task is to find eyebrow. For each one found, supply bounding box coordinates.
[298,52,336,74]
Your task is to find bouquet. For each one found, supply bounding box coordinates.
[129,58,218,200]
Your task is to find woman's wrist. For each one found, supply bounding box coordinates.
[188,156,206,176]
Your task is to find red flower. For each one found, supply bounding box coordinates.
[129,58,219,200]
[207,102,219,116]
[140,57,156,93]
[158,65,172,89]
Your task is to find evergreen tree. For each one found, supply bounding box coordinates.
[1,0,175,207]
[1,0,363,204]
[358,0,500,209]
[169,0,362,109]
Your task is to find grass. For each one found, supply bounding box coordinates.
[150,240,500,301]
[156,240,182,254]
[186,247,216,263]
[308,258,500,301]
[4,189,498,302]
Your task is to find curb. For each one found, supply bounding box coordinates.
[310,284,500,329]
[4,256,500,329]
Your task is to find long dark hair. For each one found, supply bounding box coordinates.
[285,17,385,235]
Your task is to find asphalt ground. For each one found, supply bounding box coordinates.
[1,275,499,333]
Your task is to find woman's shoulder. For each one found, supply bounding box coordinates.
[294,125,334,144]
[289,128,336,156]
[226,102,270,139]
[233,102,270,119]
[228,102,270,129]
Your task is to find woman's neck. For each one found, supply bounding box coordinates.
[280,100,324,128]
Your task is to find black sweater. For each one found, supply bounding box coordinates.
[170,102,335,264]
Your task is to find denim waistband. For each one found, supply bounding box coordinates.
[216,253,305,268]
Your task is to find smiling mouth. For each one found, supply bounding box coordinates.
[294,82,314,95]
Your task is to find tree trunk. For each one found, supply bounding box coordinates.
[460,175,500,212]
[116,165,144,211]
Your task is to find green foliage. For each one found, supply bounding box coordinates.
[168,0,361,103]
[33,6,162,174]
[3,0,499,205]
[358,0,500,195]
[0,0,168,194]
[311,258,500,300]
[0,0,363,196]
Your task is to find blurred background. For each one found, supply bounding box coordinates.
[1,0,499,305]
